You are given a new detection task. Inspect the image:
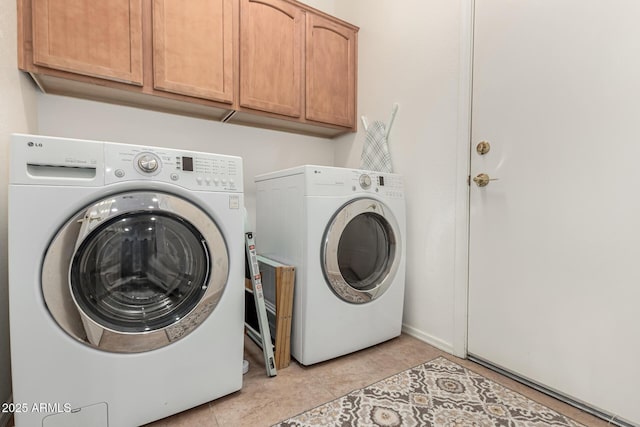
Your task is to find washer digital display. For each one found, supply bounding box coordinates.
[182,156,194,171]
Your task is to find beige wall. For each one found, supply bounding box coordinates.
[1,0,467,413]
[37,94,336,230]
[333,0,465,352]
[0,0,38,411]
[3,0,338,413]
[36,0,341,232]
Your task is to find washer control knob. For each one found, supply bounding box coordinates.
[359,174,372,189]
[137,154,159,173]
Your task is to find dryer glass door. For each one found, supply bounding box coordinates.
[322,198,401,304]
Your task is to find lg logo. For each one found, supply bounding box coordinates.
[27,141,43,147]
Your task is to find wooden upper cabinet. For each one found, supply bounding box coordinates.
[305,13,356,128]
[239,0,303,117]
[152,0,234,104]
[20,0,358,136]
[31,0,143,85]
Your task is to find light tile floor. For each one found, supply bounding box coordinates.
[145,334,609,427]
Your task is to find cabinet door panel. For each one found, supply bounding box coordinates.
[32,0,143,85]
[153,0,234,103]
[240,0,303,117]
[306,14,356,128]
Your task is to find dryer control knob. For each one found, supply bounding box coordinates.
[359,174,372,189]
[138,155,159,173]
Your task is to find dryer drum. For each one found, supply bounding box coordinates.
[337,213,391,290]
[42,191,230,353]
[322,198,401,304]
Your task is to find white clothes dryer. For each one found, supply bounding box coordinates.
[255,165,406,365]
[8,134,245,427]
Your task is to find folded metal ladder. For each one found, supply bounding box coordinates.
[244,232,277,377]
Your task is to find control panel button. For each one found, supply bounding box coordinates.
[196,177,203,185]
[114,169,125,178]
[136,153,160,173]
[359,174,372,189]
[170,173,179,181]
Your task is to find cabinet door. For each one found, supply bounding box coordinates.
[239,0,303,117]
[306,13,356,128]
[32,0,143,85]
[153,0,234,103]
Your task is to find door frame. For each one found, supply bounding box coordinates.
[452,0,475,358]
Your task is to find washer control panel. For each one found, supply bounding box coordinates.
[105,143,243,192]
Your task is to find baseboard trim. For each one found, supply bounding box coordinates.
[401,324,454,354]
[1,395,12,427]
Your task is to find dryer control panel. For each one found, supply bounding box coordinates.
[350,171,404,199]
[302,165,404,199]
[105,143,243,193]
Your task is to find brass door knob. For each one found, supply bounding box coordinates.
[476,141,491,155]
[473,173,499,187]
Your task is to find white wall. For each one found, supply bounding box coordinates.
[332,0,465,353]
[37,95,336,230]
[0,0,38,414]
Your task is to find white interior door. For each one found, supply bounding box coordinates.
[468,1,640,425]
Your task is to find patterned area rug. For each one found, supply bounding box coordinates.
[273,357,584,427]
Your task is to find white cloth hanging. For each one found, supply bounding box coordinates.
[360,120,392,172]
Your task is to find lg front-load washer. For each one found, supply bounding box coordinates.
[255,165,406,365]
[8,134,244,427]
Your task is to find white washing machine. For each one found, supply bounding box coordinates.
[8,134,244,427]
[255,165,406,365]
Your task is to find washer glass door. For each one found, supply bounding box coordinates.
[43,191,229,353]
[70,211,208,333]
[322,198,401,304]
